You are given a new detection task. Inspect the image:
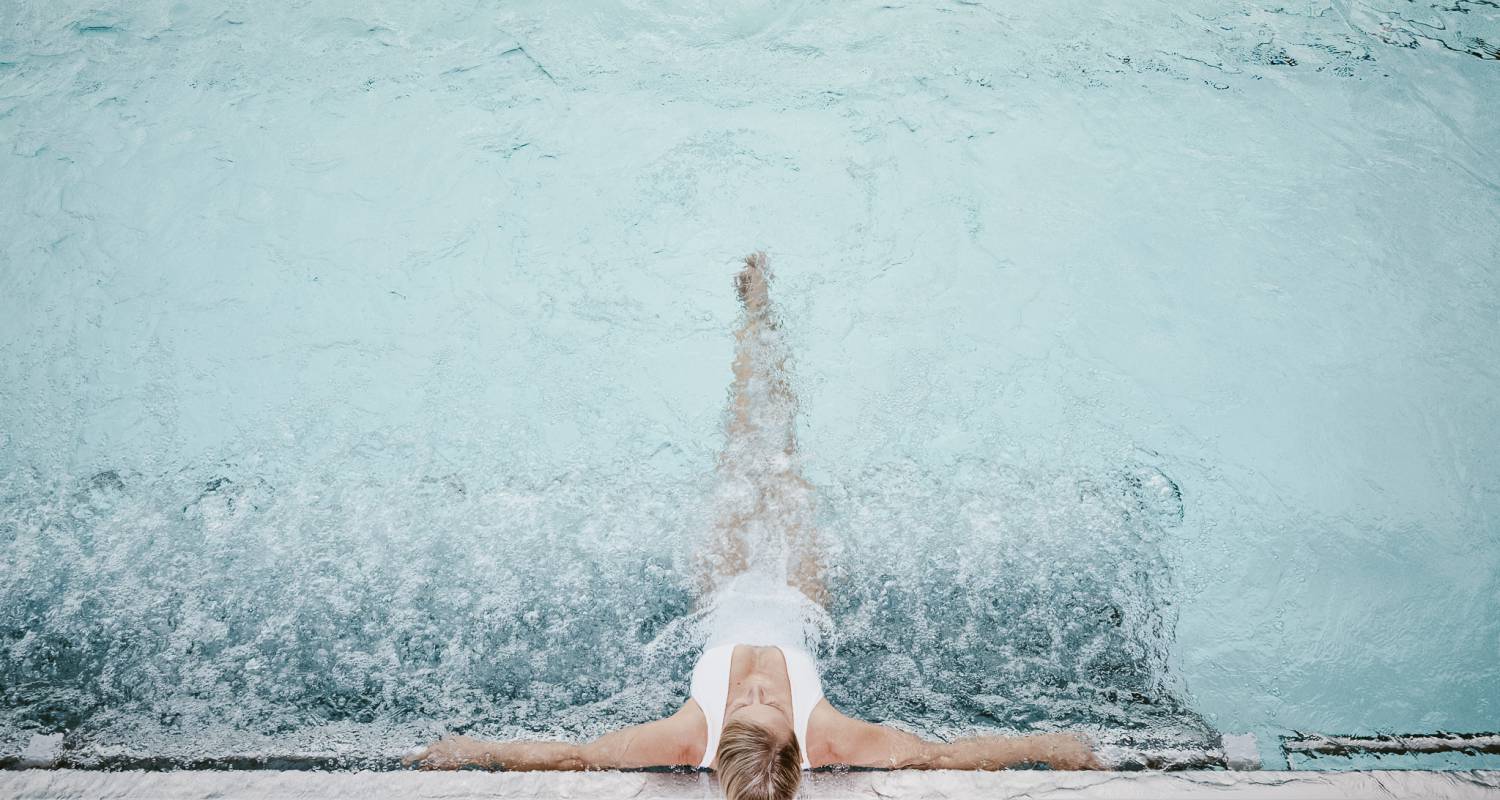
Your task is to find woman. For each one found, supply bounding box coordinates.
[405,253,1102,797]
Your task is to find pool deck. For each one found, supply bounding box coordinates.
[3,769,1498,799]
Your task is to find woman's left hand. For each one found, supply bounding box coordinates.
[403,735,491,769]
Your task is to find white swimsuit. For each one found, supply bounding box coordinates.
[690,643,824,769]
[690,572,828,770]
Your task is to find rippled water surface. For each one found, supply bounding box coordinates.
[1,0,1497,770]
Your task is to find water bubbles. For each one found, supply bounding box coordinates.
[88,471,126,493]
[819,459,1214,752]
[0,449,1209,763]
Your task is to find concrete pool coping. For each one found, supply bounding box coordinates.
[3,769,1499,799]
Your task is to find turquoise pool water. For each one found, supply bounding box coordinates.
[1,0,1497,770]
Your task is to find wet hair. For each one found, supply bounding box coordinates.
[716,718,802,800]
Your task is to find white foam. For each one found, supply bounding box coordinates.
[16,734,64,768]
[1221,733,1260,771]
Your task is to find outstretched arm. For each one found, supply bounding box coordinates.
[809,704,1101,770]
[404,701,706,771]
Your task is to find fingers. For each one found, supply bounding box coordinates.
[401,745,429,768]
[1074,737,1105,770]
[1044,733,1103,770]
[1068,734,1104,770]
[403,742,461,770]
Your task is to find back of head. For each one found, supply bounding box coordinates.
[715,718,802,800]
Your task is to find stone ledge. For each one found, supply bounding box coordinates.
[2,769,1498,799]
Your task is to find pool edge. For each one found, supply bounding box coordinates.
[2,768,1498,799]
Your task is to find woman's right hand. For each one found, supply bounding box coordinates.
[1034,733,1105,770]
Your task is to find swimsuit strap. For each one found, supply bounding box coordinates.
[779,644,824,770]
[690,644,736,768]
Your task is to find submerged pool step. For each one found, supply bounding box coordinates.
[1283,731,1500,757]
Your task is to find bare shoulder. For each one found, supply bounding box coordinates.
[636,699,707,767]
[804,699,876,768]
[579,699,709,769]
[805,700,929,769]
[675,699,709,766]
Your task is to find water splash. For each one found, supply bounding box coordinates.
[0,452,1209,765]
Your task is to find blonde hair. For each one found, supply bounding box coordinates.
[716,719,802,800]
